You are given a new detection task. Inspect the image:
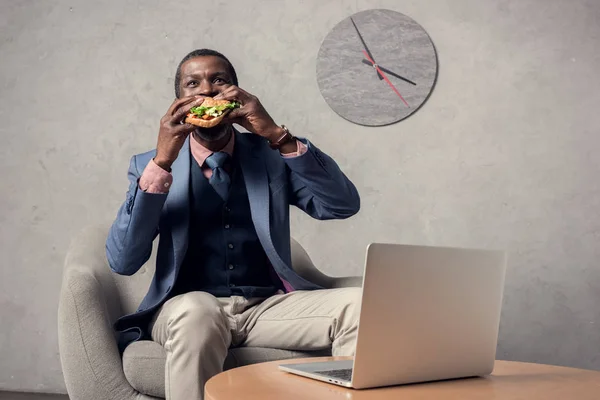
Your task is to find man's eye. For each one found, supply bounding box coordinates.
[187,80,198,87]
[214,78,226,84]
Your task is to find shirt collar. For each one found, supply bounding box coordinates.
[190,130,235,167]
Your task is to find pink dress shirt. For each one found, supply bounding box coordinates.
[139,134,306,193]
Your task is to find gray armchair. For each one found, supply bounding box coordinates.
[58,223,361,399]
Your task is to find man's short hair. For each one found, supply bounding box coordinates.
[174,49,239,98]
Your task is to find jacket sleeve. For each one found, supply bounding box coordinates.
[283,139,360,220]
[106,155,168,275]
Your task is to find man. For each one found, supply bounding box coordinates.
[107,49,361,400]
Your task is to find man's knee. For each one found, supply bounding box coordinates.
[339,287,362,323]
[344,287,362,303]
[165,292,229,345]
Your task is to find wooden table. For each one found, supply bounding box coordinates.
[205,357,600,400]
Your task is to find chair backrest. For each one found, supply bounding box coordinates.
[65,223,324,323]
[63,223,155,323]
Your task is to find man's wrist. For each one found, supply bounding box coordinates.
[263,125,286,143]
[278,139,299,154]
[153,157,173,172]
[265,125,296,152]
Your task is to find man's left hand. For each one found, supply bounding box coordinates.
[214,86,284,142]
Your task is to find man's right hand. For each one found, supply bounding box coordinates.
[153,96,205,171]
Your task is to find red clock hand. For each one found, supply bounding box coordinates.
[362,50,410,108]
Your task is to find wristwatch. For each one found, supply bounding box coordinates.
[268,125,296,150]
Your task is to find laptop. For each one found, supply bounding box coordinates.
[279,242,507,389]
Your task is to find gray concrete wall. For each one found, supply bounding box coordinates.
[1,0,599,394]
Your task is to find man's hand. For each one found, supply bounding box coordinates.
[154,96,205,171]
[214,86,283,142]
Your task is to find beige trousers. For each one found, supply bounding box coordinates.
[149,288,361,400]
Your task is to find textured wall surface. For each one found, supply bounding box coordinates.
[1,0,599,394]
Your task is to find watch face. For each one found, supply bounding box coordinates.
[316,9,438,126]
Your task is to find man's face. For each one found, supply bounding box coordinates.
[178,55,235,141]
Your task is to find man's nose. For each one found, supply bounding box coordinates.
[198,81,218,97]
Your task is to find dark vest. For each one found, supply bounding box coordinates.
[172,150,283,298]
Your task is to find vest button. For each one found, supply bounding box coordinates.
[228,264,234,270]
[228,243,234,249]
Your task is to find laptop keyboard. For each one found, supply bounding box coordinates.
[316,368,353,381]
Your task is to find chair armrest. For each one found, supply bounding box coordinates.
[58,225,155,400]
[328,276,363,288]
[290,238,362,289]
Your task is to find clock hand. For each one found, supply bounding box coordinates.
[362,50,410,108]
[350,17,383,80]
[361,59,417,86]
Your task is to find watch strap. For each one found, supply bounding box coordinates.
[268,125,295,150]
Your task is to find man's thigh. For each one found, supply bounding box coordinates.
[241,287,361,352]
[150,291,231,346]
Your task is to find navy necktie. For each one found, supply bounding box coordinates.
[205,152,231,201]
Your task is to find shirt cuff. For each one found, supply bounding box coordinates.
[139,159,173,194]
[281,139,308,158]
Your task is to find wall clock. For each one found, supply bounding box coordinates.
[316,9,438,126]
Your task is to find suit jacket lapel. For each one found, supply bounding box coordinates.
[165,136,191,270]
[235,131,272,248]
[235,132,310,286]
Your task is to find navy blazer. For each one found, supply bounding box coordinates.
[106,131,360,343]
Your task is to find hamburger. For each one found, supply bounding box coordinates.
[185,97,240,128]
